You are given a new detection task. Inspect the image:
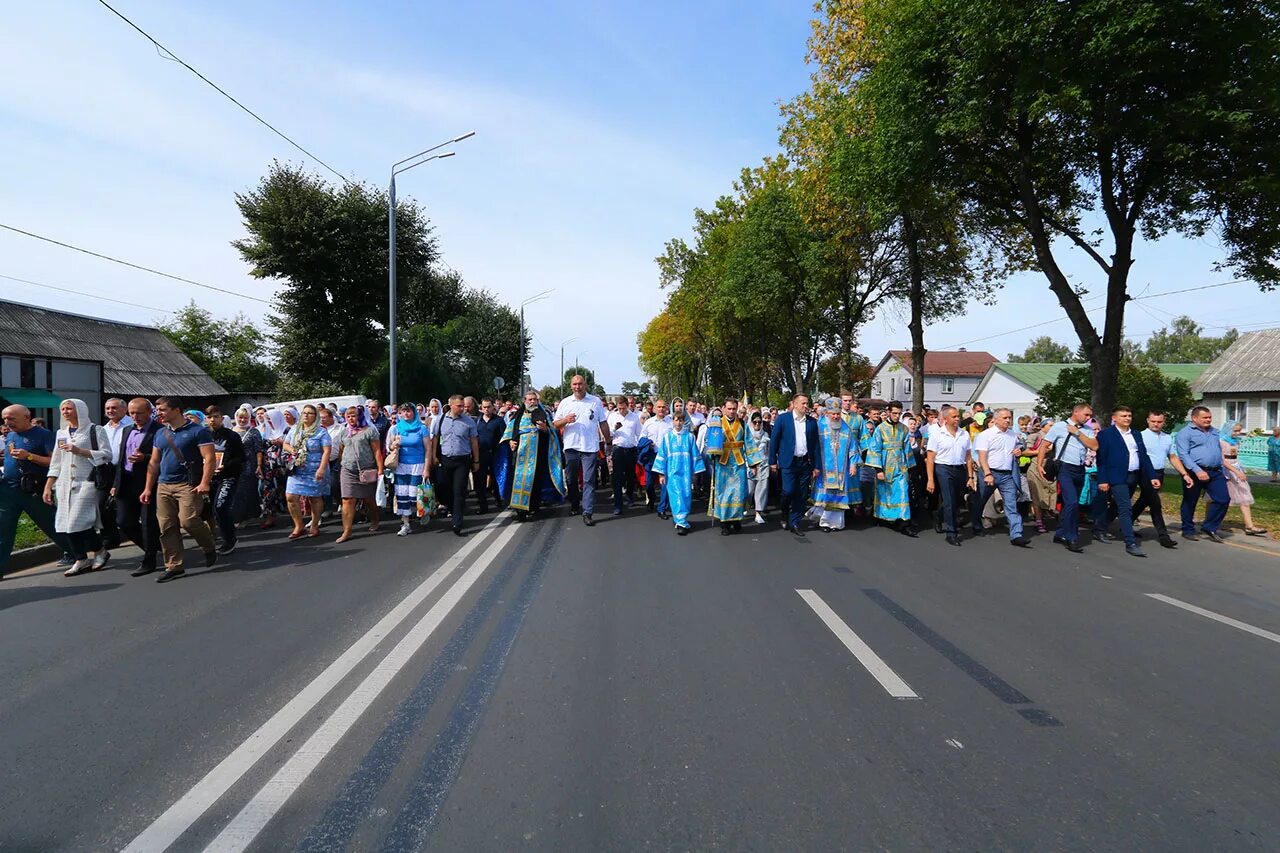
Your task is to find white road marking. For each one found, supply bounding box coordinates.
[1146,593,1280,645]
[796,589,919,699]
[946,738,964,750]
[122,514,514,853]
[204,519,525,852]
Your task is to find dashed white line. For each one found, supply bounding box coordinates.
[797,589,919,699]
[1146,593,1280,645]
[122,514,514,853]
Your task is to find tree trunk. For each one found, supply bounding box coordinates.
[902,213,927,415]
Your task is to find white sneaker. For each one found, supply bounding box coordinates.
[92,550,110,570]
[397,521,411,537]
[754,513,765,524]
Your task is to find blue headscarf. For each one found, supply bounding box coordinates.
[1221,420,1241,446]
[395,406,426,439]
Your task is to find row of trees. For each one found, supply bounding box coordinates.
[162,163,527,402]
[1009,317,1240,365]
[643,0,1280,417]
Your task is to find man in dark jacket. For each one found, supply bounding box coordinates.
[1092,405,1161,558]
[113,398,163,575]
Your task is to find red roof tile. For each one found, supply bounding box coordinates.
[885,350,997,377]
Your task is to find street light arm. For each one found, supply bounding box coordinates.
[393,151,455,178]
[391,131,476,170]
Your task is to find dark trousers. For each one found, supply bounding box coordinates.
[1131,474,1169,538]
[440,456,471,528]
[1055,463,1087,543]
[780,456,813,529]
[116,478,160,566]
[1181,467,1230,535]
[935,464,966,535]
[565,449,598,515]
[859,462,876,509]
[1093,472,1140,545]
[212,476,239,548]
[99,485,120,547]
[475,454,499,511]
[611,446,638,511]
[66,528,102,560]
[0,482,72,574]
[645,465,669,514]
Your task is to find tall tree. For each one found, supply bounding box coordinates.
[1007,336,1078,364]
[842,0,1280,419]
[1037,362,1196,424]
[160,302,278,392]
[1142,316,1239,364]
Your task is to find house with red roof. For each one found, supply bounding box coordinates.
[868,348,997,409]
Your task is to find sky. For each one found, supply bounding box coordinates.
[1,1,1276,394]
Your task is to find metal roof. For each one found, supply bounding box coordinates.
[0,299,228,397]
[1193,329,1280,394]
[877,349,998,377]
[971,362,1210,403]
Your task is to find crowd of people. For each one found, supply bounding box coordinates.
[0,376,1271,582]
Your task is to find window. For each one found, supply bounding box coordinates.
[1266,400,1279,430]
[888,377,896,399]
[19,359,35,388]
[1224,400,1248,427]
[941,378,955,394]
[903,377,913,395]
[872,380,882,396]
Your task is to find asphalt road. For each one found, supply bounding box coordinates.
[2,496,1279,851]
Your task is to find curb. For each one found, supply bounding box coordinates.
[4,543,62,574]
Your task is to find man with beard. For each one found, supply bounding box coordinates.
[810,397,858,531]
[706,398,763,535]
[503,389,567,521]
[866,401,918,537]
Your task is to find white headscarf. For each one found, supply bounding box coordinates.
[58,398,93,432]
[265,409,287,440]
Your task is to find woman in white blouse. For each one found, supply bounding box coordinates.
[43,399,113,576]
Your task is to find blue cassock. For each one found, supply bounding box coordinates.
[652,428,705,528]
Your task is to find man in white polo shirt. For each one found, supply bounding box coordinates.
[925,404,972,546]
[607,395,641,516]
[554,374,612,526]
[974,407,1030,547]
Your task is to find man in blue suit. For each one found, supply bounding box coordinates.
[769,393,821,537]
[1092,405,1161,557]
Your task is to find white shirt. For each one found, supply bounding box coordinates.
[102,418,128,458]
[1119,427,1140,472]
[607,410,642,448]
[641,415,671,446]
[926,425,971,465]
[974,425,1017,472]
[792,411,808,457]
[555,393,609,452]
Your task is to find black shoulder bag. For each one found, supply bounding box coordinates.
[88,426,116,491]
[1042,431,1076,480]
[162,427,205,487]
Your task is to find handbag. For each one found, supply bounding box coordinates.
[1042,431,1076,480]
[359,468,380,484]
[88,426,115,491]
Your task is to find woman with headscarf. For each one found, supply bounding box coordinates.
[388,402,430,535]
[335,406,384,543]
[257,409,288,529]
[1222,421,1267,535]
[747,409,770,524]
[319,405,344,518]
[231,405,264,524]
[43,399,113,576]
[1269,426,1280,483]
[1024,419,1056,534]
[283,404,332,539]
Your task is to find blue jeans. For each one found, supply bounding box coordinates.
[564,449,598,516]
[1055,463,1086,543]
[1093,472,1139,545]
[1181,467,1229,535]
[780,457,813,529]
[935,464,966,534]
[989,470,1024,540]
[646,465,669,514]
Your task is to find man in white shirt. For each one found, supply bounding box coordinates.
[975,408,1030,547]
[553,375,611,526]
[607,396,642,516]
[925,404,973,546]
[641,399,672,515]
[101,397,128,548]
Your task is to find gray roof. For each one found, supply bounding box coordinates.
[1192,328,1280,395]
[0,299,228,397]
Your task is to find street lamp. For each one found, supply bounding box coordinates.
[518,290,553,396]
[559,337,578,398]
[388,130,475,405]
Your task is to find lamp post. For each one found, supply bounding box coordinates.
[518,290,553,397]
[388,130,475,405]
[558,337,578,399]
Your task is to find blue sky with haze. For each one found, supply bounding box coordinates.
[2,1,1274,393]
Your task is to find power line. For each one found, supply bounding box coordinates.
[0,223,271,304]
[95,0,349,184]
[0,272,174,314]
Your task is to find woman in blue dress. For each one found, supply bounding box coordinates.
[284,404,332,539]
[1269,426,1280,483]
[388,402,430,536]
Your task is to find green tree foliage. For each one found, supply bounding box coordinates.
[840,0,1280,418]
[1142,316,1239,364]
[1036,362,1196,423]
[1007,336,1079,364]
[160,302,278,392]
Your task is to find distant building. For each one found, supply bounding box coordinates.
[1192,328,1280,430]
[969,361,1209,419]
[0,299,228,422]
[869,349,997,409]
